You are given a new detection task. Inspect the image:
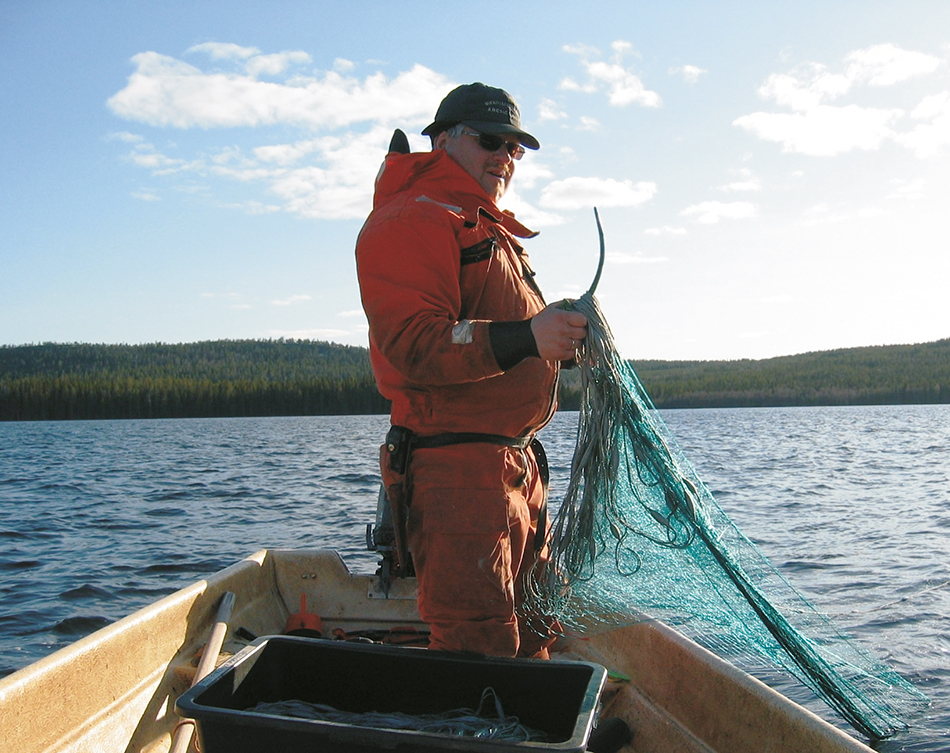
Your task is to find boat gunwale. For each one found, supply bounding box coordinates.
[0,549,879,753]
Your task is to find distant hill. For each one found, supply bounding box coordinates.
[0,340,386,420]
[637,338,950,408]
[1,337,948,421]
[559,337,950,409]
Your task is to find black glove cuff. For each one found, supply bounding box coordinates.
[489,319,539,371]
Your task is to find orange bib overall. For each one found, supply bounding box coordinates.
[357,150,559,657]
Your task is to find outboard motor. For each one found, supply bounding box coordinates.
[366,484,398,594]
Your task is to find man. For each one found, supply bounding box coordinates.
[356,82,587,658]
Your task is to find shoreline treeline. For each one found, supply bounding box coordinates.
[559,337,950,410]
[0,340,388,421]
[640,338,949,408]
[1,338,948,421]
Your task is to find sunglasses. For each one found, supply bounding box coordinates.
[461,129,526,160]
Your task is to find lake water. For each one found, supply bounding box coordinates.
[1,406,947,751]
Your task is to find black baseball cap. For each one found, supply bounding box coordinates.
[422,83,540,150]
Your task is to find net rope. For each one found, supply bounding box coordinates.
[252,687,554,742]
[523,210,929,741]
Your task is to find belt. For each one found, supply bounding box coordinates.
[391,427,550,551]
[412,432,534,450]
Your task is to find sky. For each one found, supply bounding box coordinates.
[2,1,949,361]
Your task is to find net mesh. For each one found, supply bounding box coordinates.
[524,212,929,741]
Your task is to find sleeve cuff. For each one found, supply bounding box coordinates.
[488,319,540,371]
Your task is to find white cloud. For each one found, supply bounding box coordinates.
[670,65,707,84]
[126,146,191,171]
[735,104,901,156]
[221,200,282,215]
[886,178,926,201]
[844,44,941,87]
[759,69,850,111]
[560,40,661,108]
[108,50,459,220]
[500,189,566,228]
[245,51,313,78]
[558,146,578,161]
[108,131,144,143]
[562,43,599,60]
[271,294,311,306]
[508,158,554,191]
[268,167,366,219]
[720,179,761,192]
[894,91,950,157]
[734,44,946,157]
[188,42,260,61]
[186,42,313,76]
[117,128,388,219]
[253,141,319,166]
[807,202,864,225]
[681,201,756,224]
[607,252,669,265]
[131,190,160,201]
[538,98,567,122]
[210,145,254,167]
[539,177,658,210]
[611,40,633,56]
[260,127,401,219]
[645,225,687,236]
[108,52,451,130]
[719,169,762,192]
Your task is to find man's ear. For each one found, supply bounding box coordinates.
[433,131,449,151]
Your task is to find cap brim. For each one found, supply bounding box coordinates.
[420,120,540,150]
[464,120,540,150]
[420,120,442,138]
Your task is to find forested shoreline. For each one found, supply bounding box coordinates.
[0,340,387,421]
[1,337,948,421]
[627,337,950,408]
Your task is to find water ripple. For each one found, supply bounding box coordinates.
[0,408,946,751]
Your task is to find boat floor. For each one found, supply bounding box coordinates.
[0,549,874,753]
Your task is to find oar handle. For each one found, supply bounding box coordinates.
[192,591,235,683]
[170,591,236,753]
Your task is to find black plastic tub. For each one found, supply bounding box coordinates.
[176,635,606,752]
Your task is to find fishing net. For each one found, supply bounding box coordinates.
[253,687,555,742]
[524,211,929,741]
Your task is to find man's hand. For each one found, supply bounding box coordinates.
[531,301,588,361]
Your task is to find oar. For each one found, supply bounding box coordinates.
[170,591,236,753]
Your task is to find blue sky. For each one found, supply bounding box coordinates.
[2,1,948,360]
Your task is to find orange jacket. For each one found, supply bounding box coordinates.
[356,150,558,437]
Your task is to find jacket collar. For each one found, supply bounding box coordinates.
[373,150,538,238]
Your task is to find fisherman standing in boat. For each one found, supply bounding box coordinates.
[356,83,587,658]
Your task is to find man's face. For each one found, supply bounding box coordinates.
[436,129,520,203]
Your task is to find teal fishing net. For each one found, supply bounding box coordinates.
[524,211,929,741]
